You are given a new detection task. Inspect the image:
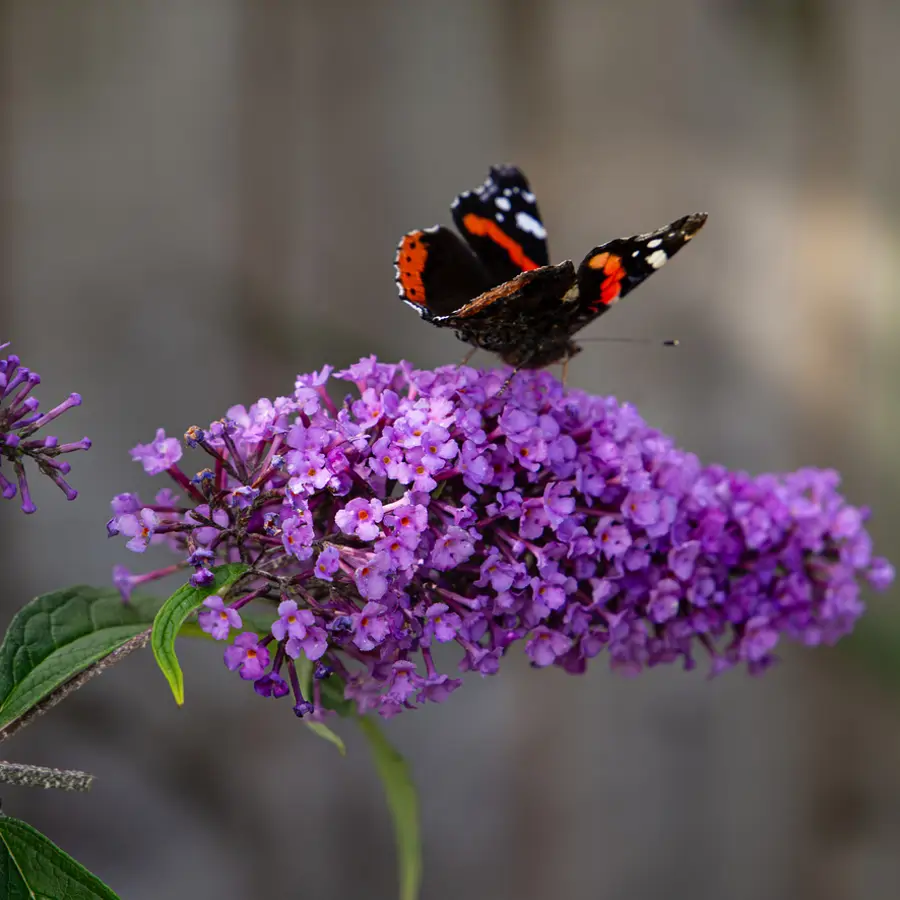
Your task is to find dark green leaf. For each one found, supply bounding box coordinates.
[0,586,159,732]
[318,674,355,718]
[358,718,422,900]
[151,563,249,705]
[0,816,121,899]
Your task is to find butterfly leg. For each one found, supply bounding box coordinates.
[561,358,570,386]
[459,348,477,367]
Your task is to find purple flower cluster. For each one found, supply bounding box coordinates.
[109,357,894,718]
[1,341,91,513]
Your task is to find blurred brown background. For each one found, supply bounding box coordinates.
[2,2,900,898]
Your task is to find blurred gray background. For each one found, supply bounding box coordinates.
[2,2,900,898]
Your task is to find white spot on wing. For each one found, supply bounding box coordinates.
[522,191,536,203]
[646,249,668,269]
[647,238,662,248]
[515,211,547,239]
[496,213,504,222]
[495,196,511,211]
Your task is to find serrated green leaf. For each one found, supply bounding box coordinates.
[0,586,160,733]
[359,718,422,900]
[151,563,249,705]
[0,816,121,899]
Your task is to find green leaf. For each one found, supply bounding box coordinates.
[0,586,160,733]
[304,720,347,755]
[318,674,355,718]
[358,717,422,900]
[294,657,347,754]
[0,816,121,899]
[151,563,249,705]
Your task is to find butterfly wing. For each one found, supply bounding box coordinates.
[570,212,707,331]
[451,165,551,286]
[395,225,493,319]
[432,262,577,366]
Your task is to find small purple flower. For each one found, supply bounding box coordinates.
[199,595,242,640]
[647,578,681,624]
[224,633,270,680]
[868,558,895,590]
[355,554,391,600]
[384,503,428,546]
[353,601,390,650]
[407,454,438,492]
[668,541,701,581]
[227,485,259,508]
[118,508,159,553]
[287,450,331,493]
[526,627,574,666]
[369,435,406,479]
[543,481,575,527]
[314,546,340,581]
[272,600,313,641]
[282,514,314,560]
[386,660,423,703]
[417,672,462,703]
[430,526,475,570]
[188,548,216,587]
[130,428,182,475]
[424,603,462,643]
[419,424,458,472]
[335,497,384,541]
[255,672,290,698]
[270,600,329,660]
[740,616,779,662]
[286,628,328,662]
[622,490,660,529]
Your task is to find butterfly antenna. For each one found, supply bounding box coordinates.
[496,366,523,397]
[578,336,679,347]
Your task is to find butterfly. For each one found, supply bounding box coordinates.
[395,164,706,370]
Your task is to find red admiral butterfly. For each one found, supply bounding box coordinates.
[395,165,706,370]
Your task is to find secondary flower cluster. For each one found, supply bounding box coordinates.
[1,341,91,513]
[109,358,893,718]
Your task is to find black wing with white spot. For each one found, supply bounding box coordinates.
[450,165,550,287]
[569,212,708,331]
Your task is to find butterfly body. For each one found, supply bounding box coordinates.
[395,165,705,368]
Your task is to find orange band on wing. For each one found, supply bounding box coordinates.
[397,232,429,306]
[462,213,539,271]
[588,251,625,307]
